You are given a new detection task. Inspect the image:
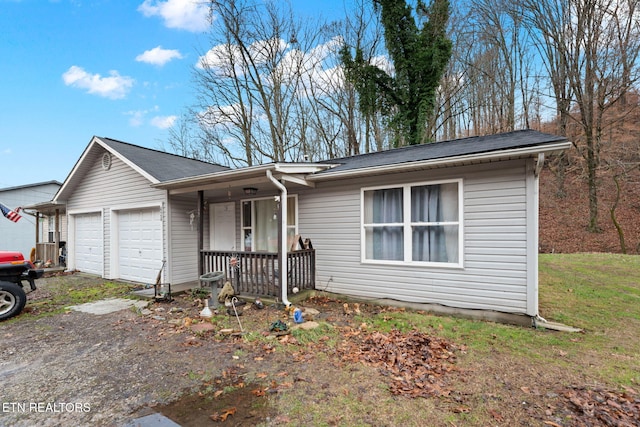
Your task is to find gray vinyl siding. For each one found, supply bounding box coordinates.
[66,148,167,279]
[103,208,110,276]
[168,195,200,284]
[66,156,159,210]
[298,159,536,315]
[169,197,243,284]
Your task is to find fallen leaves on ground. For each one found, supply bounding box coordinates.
[555,385,640,426]
[251,388,265,397]
[209,407,236,422]
[338,328,460,398]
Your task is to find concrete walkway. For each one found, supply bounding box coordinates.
[67,298,148,315]
[122,413,181,427]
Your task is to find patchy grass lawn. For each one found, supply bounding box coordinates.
[538,254,640,385]
[255,254,640,426]
[10,255,640,426]
[19,272,139,319]
[157,253,639,426]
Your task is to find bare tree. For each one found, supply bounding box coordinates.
[444,0,538,137]
[522,0,640,232]
[518,0,574,197]
[189,0,343,166]
[331,0,392,154]
[341,0,453,146]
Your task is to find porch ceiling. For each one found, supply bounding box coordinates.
[198,179,310,201]
[23,201,67,216]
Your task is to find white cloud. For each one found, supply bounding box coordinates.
[124,106,160,127]
[138,0,210,32]
[136,46,183,66]
[198,103,243,127]
[196,36,351,95]
[150,115,177,129]
[196,38,289,76]
[125,110,145,127]
[62,66,134,99]
[196,43,238,72]
[2,148,11,155]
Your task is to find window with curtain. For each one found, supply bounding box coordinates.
[242,196,297,252]
[362,180,461,265]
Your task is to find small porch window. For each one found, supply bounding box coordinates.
[242,196,297,252]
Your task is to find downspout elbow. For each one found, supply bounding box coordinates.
[266,169,290,307]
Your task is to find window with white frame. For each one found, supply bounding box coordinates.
[362,180,462,265]
[241,196,297,252]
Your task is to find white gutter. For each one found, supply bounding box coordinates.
[153,163,332,194]
[266,169,291,307]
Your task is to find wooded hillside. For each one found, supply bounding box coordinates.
[539,101,640,254]
[540,165,640,254]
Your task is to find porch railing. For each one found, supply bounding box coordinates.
[200,249,315,298]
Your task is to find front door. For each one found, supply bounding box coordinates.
[209,202,236,251]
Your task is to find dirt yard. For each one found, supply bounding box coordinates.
[1,274,288,427]
[1,274,638,427]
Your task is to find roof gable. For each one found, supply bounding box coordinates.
[55,136,230,201]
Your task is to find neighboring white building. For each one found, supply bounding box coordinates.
[0,181,61,257]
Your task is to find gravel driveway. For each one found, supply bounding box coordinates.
[0,276,265,427]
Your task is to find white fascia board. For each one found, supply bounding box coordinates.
[156,164,276,194]
[54,138,92,202]
[54,136,101,202]
[280,174,315,187]
[306,142,572,182]
[273,163,332,174]
[156,163,331,194]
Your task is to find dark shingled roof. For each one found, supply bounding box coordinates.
[316,129,567,174]
[100,137,230,182]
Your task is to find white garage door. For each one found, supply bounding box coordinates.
[118,208,163,283]
[74,212,103,275]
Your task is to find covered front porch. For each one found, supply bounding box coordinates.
[157,163,331,302]
[200,248,315,298]
[22,200,67,268]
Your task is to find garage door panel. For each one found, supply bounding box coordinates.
[74,213,103,275]
[118,208,162,284]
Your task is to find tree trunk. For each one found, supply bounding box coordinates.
[585,132,600,232]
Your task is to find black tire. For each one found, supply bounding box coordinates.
[0,281,27,321]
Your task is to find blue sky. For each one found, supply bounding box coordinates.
[0,0,347,189]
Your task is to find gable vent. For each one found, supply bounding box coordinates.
[102,152,112,170]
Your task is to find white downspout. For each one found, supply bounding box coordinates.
[534,153,545,177]
[266,169,291,307]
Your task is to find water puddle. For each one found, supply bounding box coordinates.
[154,384,276,426]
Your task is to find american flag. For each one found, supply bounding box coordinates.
[0,202,21,223]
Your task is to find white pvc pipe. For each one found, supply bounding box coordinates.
[266,169,290,307]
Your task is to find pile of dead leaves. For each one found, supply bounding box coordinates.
[552,385,640,426]
[338,328,460,398]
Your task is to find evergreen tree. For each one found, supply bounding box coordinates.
[342,0,452,146]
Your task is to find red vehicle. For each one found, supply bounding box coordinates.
[0,251,43,320]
